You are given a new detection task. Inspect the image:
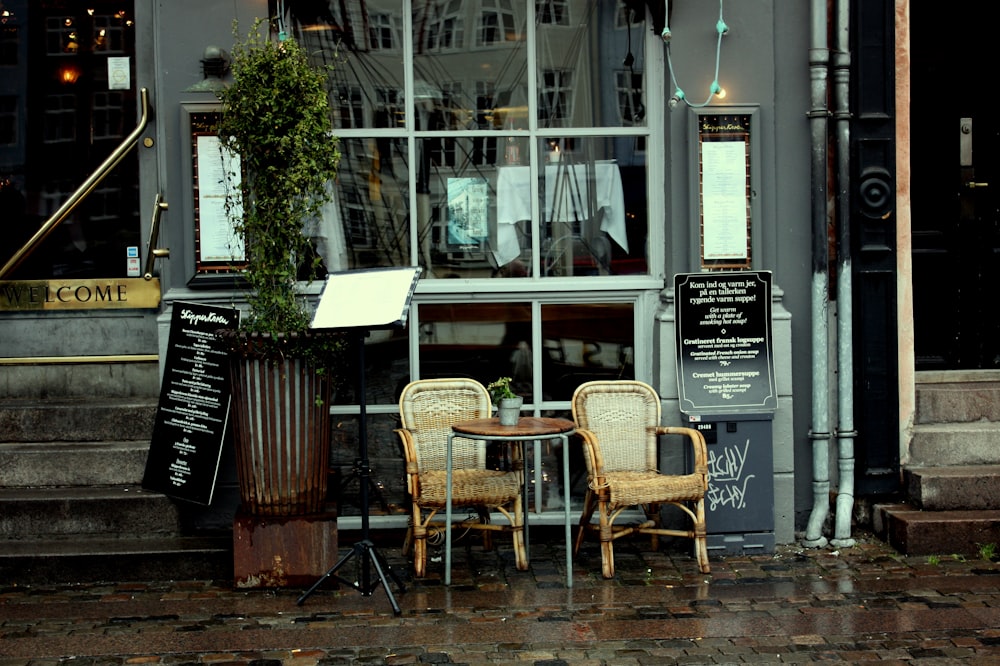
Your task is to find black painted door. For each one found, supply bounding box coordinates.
[911,6,1000,370]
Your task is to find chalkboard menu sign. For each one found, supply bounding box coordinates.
[675,271,776,414]
[142,302,239,504]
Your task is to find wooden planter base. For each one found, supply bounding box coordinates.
[233,506,338,589]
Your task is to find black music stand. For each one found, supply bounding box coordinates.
[296,267,421,614]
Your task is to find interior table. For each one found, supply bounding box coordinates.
[446,416,576,587]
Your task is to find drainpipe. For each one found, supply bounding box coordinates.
[830,0,856,548]
[803,0,832,548]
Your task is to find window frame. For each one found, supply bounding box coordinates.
[317,0,666,414]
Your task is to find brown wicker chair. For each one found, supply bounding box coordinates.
[572,380,710,577]
[395,377,527,577]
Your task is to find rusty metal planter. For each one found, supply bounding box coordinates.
[228,344,332,516]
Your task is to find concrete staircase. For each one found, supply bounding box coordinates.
[873,374,1000,556]
[0,361,232,584]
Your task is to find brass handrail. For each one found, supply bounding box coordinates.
[143,192,169,280]
[0,88,152,280]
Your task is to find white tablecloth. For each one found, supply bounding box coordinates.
[495,163,628,265]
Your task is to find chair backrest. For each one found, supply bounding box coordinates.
[571,380,661,473]
[398,377,492,472]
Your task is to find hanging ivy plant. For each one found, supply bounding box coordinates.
[215,18,342,362]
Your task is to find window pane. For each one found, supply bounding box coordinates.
[418,136,532,278]
[284,1,406,130]
[537,0,646,128]
[418,302,534,401]
[413,0,528,132]
[537,136,647,276]
[318,137,411,270]
[541,302,634,401]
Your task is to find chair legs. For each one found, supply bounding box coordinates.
[408,503,528,577]
[575,492,712,578]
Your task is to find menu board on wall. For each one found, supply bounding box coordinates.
[675,271,776,414]
[697,112,753,270]
[142,302,239,504]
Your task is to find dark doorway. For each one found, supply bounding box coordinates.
[910,5,1000,370]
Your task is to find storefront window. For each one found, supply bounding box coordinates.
[283,0,650,279]
[2,2,139,281]
[417,300,634,404]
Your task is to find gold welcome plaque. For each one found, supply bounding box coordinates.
[0,278,161,311]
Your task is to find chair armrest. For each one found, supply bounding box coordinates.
[394,427,419,495]
[575,428,607,486]
[656,426,709,489]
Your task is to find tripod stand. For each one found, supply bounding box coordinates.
[297,328,406,613]
[298,266,420,613]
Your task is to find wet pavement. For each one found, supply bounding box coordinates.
[3,527,1000,665]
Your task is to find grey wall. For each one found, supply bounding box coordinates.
[661,0,814,536]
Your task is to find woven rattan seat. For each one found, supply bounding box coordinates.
[572,380,710,577]
[395,378,527,577]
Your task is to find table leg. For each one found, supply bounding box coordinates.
[561,433,572,588]
[445,432,454,585]
[521,439,529,560]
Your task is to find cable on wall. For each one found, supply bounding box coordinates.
[662,0,728,109]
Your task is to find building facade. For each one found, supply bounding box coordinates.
[3,0,968,553]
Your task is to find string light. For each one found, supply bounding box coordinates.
[664,0,728,109]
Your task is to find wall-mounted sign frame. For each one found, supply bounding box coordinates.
[674,270,776,414]
[181,103,246,286]
[690,106,760,271]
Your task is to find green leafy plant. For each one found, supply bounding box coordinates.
[487,376,518,403]
[926,554,940,566]
[215,18,341,358]
[978,542,997,561]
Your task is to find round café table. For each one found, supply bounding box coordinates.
[446,416,576,587]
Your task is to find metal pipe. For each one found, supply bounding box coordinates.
[0,88,151,280]
[830,0,856,548]
[803,0,832,548]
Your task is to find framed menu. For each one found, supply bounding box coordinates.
[691,106,760,270]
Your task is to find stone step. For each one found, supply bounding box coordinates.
[873,502,1000,556]
[0,535,232,584]
[904,465,1000,511]
[0,399,157,443]
[0,360,160,401]
[915,381,1000,424]
[0,486,182,539]
[907,422,1000,467]
[0,441,149,487]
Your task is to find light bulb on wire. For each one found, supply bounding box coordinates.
[665,0,729,110]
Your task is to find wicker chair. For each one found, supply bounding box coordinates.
[572,380,710,577]
[395,377,527,577]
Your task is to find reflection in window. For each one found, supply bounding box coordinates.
[542,302,635,401]
[539,69,572,126]
[1,24,19,66]
[334,85,364,128]
[315,138,411,271]
[537,0,570,25]
[477,0,518,46]
[0,96,16,146]
[368,12,397,50]
[283,2,650,278]
[418,302,534,400]
[43,95,76,143]
[424,0,465,51]
[616,70,644,124]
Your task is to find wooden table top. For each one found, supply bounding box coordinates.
[451,416,575,437]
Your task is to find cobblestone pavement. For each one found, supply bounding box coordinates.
[3,528,1000,665]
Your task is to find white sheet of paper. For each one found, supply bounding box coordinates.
[310,267,421,330]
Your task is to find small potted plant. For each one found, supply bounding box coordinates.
[487,376,523,426]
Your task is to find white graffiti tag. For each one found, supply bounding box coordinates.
[706,438,755,511]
